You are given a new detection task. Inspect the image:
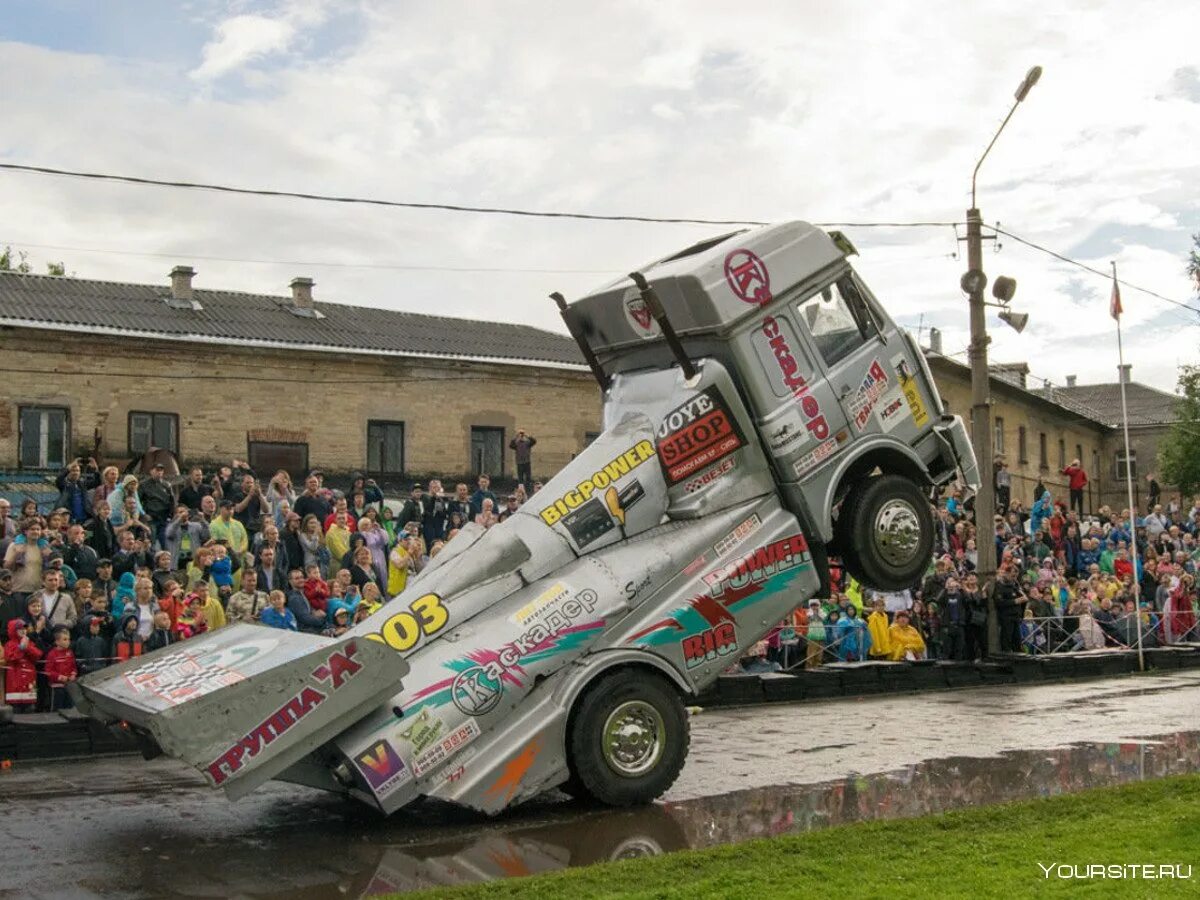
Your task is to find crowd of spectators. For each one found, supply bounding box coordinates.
[1,449,540,713]
[743,459,1199,674]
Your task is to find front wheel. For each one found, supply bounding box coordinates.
[839,474,933,590]
[567,669,689,807]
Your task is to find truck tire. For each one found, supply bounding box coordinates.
[568,669,689,807]
[839,474,932,590]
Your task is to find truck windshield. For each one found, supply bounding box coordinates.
[795,276,876,367]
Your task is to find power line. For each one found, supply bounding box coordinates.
[0,161,961,229]
[990,225,1200,319]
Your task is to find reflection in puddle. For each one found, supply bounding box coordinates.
[113,731,1200,897]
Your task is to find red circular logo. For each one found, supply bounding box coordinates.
[724,249,772,305]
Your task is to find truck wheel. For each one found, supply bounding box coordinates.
[840,474,932,590]
[568,669,689,807]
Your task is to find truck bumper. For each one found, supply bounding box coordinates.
[933,415,980,491]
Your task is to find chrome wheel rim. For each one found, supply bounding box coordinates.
[873,498,922,568]
[602,700,665,777]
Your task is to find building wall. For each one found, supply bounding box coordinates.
[928,360,1114,512]
[0,328,602,484]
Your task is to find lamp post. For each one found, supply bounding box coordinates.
[963,65,1041,655]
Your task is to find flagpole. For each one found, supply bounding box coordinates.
[1113,260,1144,673]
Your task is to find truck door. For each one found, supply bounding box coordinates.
[794,273,912,444]
[745,306,850,483]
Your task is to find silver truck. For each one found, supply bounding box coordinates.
[72,221,978,816]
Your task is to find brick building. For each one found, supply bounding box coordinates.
[0,268,601,486]
[0,268,1179,512]
[926,352,1180,512]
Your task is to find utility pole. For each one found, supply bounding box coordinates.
[962,66,1041,655]
[964,207,999,653]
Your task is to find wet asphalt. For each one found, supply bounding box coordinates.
[2,670,1199,898]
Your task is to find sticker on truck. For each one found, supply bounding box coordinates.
[657,387,746,484]
[539,440,656,526]
[893,355,930,428]
[849,358,890,430]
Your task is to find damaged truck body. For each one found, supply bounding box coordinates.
[73,221,979,815]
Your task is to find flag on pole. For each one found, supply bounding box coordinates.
[1110,273,1123,320]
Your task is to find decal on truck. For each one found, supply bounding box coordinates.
[355,740,412,795]
[404,589,606,717]
[682,622,738,668]
[413,720,481,777]
[894,356,930,428]
[760,316,830,443]
[629,535,812,647]
[539,440,655,526]
[657,387,746,484]
[369,593,450,653]
[123,638,279,706]
[849,359,889,430]
[724,249,773,305]
[206,643,363,786]
[622,286,660,339]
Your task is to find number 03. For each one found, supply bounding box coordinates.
[370,593,449,652]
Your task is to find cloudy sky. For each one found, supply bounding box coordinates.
[2,0,1198,391]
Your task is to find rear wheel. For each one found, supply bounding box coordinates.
[839,474,932,590]
[567,669,689,807]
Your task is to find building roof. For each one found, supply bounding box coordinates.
[1055,382,1180,428]
[925,352,1114,430]
[0,271,587,370]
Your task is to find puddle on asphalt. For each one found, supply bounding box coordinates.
[98,730,1200,898]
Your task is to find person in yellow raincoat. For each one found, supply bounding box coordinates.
[866,598,892,659]
[887,609,927,660]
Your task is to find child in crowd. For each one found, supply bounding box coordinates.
[43,626,78,710]
[4,619,42,709]
[151,551,175,597]
[303,565,330,614]
[260,590,297,630]
[112,612,143,662]
[74,615,110,676]
[210,544,234,592]
[145,610,175,652]
[323,604,351,638]
[176,592,208,640]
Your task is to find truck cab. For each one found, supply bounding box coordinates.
[564,221,979,590]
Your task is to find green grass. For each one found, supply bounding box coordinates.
[405,775,1200,899]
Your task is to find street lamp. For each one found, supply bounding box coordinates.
[962,65,1041,655]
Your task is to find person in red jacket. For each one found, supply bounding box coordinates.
[1062,459,1088,516]
[43,625,78,711]
[302,565,331,614]
[3,618,42,709]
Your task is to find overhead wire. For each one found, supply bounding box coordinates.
[0,161,961,229]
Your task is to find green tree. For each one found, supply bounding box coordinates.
[1189,231,1200,295]
[1159,365,1200,496]
[0,245,68,275]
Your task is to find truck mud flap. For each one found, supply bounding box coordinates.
[71,625,409,800]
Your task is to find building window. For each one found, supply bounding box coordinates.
[248,441,309,480]
[18,406,70,469]
[1076,444,1083,466]
[366,420,405,475]
[128,411,179,456]
[1115,449,1137,481]
[1038,432,1048,468]
[470,426,505,477]
[992,417,1005,455]
[1017,426,1028,464]
[1058,438,1066,470]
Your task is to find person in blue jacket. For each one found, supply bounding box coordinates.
[835,605,871,662]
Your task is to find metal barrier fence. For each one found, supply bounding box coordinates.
[767,612,1200,669]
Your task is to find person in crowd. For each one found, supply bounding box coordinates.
[324,511,353,575]
[36,568,75,631]
[138,462,175,548]
[285,568,326,633]
[227,569,269,624]
[359,517,389,586]
[510,429,537,490]
[43,625,78,710]
[1061,458,1088,517]
[164,504,208,570]
[5,518,50,602]
[281,514,305,577]
[887,609,927,660]
[264,470,297,520]
[254,545,286,593]
[293,474,332,524]
[866,598,892,659]
[144,610,176,652]
[261,590,297,630]
[74,614,109,676]
[834,605,869,662]
[302,565,331,616]
[56,460,95,524]
[209,500,249,556]
[4,617,42,709]
[111,612,143,663]
[469,474,497,520]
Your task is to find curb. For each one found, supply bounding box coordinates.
[695,645,1200,708]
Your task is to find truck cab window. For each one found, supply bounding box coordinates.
[795,275,877,367]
